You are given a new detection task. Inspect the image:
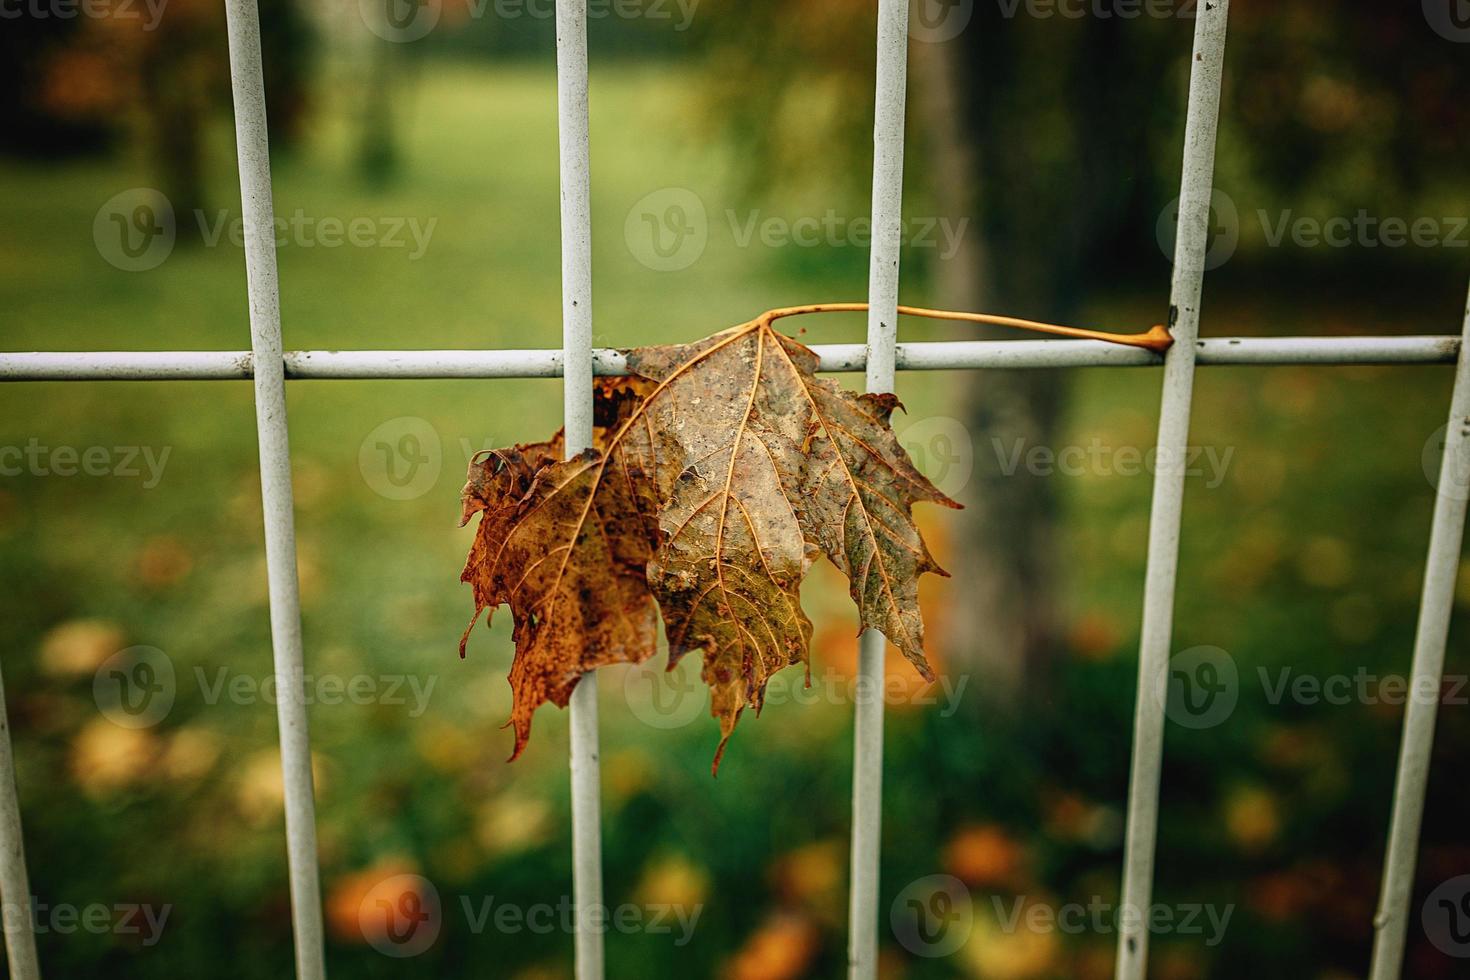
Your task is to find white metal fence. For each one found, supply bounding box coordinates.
[2,1,1467,978]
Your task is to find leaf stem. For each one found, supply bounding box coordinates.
[753,303,1174,354]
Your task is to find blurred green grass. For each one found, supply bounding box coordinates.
[2,60,1469,979]
[0,60,965,978]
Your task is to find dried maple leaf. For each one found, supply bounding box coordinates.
[623,325,962,756]
[458,379,659,760]
[460,305,1171,767]
[460,316,964,769]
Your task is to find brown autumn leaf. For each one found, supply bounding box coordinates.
[460,319,960,769]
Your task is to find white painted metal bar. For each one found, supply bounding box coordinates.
[1116,4,1231,979]
[221,0,327,976]
[554,1,603,977]
[1369,280,1470,979]
[0,658,40,980]
[0,336,1460,382]
[849,0,908,976]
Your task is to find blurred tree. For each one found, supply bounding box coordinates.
[0,17,113,157]
[1,0,313,236]
[696,0,1470,697]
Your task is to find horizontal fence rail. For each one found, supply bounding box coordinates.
[0,336,1461,382]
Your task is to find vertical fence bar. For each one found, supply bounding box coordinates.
[847,0,909,976]
[1368,280,1470,979]
[222,1,326,976]
[554,2,603,978]
[1115,4,1231,979]
[0,661,40,980]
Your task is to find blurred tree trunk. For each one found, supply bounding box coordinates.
[134,6,220,245]
[140,59,208,244]
[359,38,400,186]
[912,35,1064,699]
[913,12,1164,700]
[131,0,311,242]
